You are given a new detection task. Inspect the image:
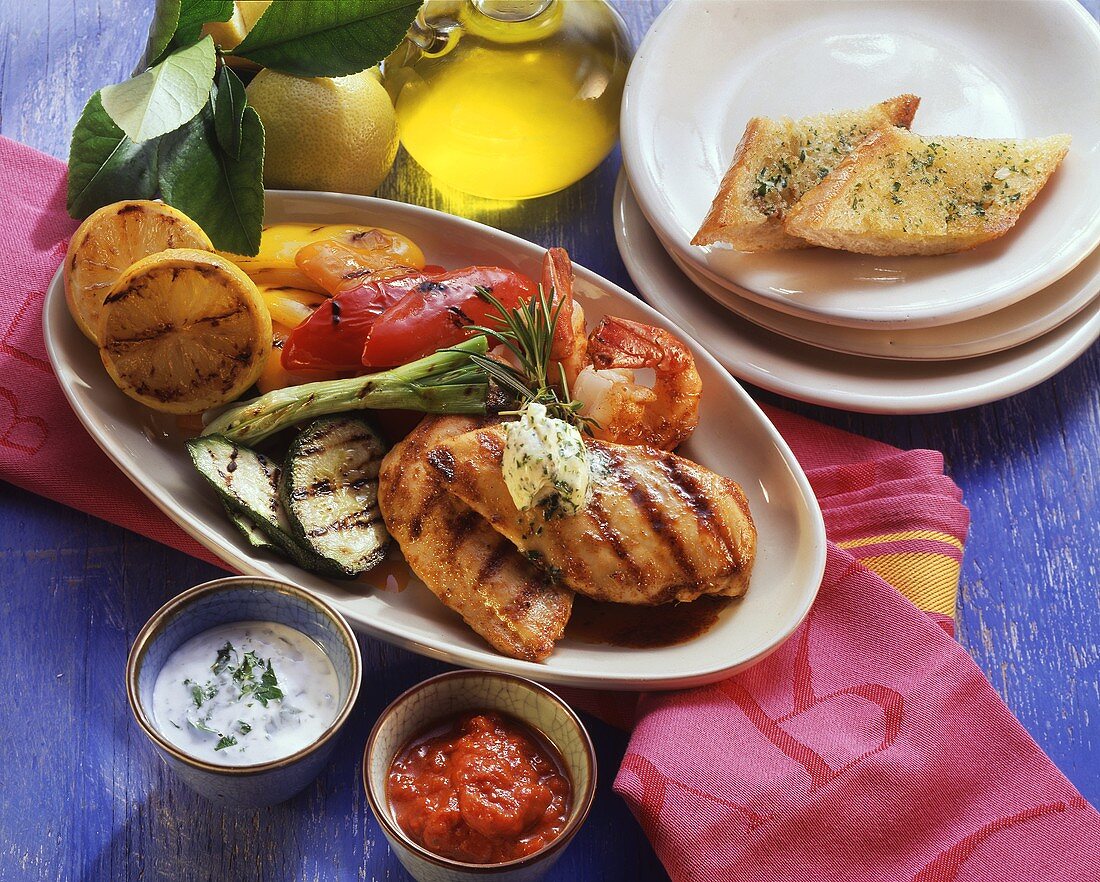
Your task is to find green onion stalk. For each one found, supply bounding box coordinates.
[204,336,491,445]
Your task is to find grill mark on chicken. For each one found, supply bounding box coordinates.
[477,540,512,584]
[657,455,736,568]
[397,434,447,540]
[503,578,546,617]
[586,494,644,584]
[426,424,755,605]
[377,416,572,661]
[407,482,445,540]
[427,445,457,481]
[446,509,484,556]
[604,448,699,583]
[477,429,504,459]
[386,429,425,499]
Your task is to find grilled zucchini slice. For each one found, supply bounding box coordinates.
[280,417,390,576]
[187,435,344,578]
[224,503,279,552]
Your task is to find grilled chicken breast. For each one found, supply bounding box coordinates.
[427,426,757,605]
[378,416,573,661]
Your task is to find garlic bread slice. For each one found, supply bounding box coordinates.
[783,128,1071,256]
[692,95,920,251]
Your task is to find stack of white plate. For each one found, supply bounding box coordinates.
[618,0,1100,414]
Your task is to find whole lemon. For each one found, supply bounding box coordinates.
[246,69,399,196]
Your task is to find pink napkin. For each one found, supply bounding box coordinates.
[610,433,1100,880]
[0,136,222,567]
[2,136,1097,880]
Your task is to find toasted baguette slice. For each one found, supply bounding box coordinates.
[692,95,920,251]
[783,128,1071,256]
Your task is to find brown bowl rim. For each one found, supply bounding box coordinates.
[362,669,598,873]
[126,575,363,776]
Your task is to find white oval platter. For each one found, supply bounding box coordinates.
[43,190,827,691]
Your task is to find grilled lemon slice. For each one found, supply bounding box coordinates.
[64,200,213,343]
[98,249,272,414]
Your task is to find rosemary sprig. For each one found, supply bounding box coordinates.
[465,285,598,434]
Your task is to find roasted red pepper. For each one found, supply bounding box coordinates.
[360,266,538,367]
[281,273,430,372]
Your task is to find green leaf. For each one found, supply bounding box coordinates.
[66,91,159,218]
[175,0,236,47]
[141,0,183,69]
[101,36,217,142]
[212,641,234,674]
[213,66,247,159]
[159,103,266,255]
[231,0,421,77]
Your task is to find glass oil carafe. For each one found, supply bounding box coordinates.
[382,0,631,201]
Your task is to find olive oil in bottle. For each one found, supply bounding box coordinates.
[383,0,631,201]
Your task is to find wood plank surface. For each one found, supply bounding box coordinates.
[0,1,1096,880]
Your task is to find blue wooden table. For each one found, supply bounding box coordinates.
[1,1,1097,879]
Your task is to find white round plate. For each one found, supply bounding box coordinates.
[667,237,1100,362]
[44,190,826,691]
[615,174,1100,414]
[621,0,1100,330]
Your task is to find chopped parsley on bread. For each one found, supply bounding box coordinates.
[692,95,920,251]
[783,128,1071,256]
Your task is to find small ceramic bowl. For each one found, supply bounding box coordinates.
[363,670,596,882]
[127,576,362,807]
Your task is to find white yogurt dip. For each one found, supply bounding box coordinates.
[151,621,340,766]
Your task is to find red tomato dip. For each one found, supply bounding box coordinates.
[386,712,572,864]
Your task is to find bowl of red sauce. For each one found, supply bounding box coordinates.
[363,670,596,881]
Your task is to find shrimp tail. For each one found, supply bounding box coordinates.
[543,247,587,386]
[588,316,687,373]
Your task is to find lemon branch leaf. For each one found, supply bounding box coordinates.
[67,91,160,218]
[212,66,247,160]
[101,36,217,142]
[231,0,421,77]
[174,0,236,49]
[140,0,183,69]
[144,0,235,67]
[159,102,266,255]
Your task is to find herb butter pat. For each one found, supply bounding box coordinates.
[503,402,591,516]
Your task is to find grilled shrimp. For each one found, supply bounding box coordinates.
[543,247,588,386]
[574,316,701,450]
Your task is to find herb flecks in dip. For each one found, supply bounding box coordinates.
[152,621,339,766]
[387,712,571,864]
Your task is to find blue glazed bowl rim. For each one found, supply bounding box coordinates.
[127,575,363,776]
[361,669,597,873]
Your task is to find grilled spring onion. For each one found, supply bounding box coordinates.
[280,417,390,577]
[204,336,490,445]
